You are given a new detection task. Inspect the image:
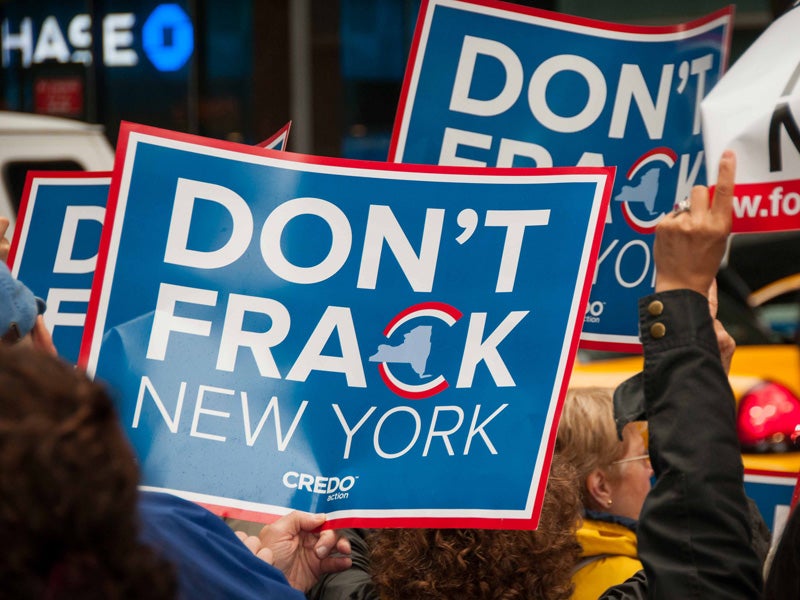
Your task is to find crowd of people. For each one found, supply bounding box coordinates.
[2,150,800,599]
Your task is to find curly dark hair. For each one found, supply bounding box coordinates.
[368,455,582,600]
[0,344,176,599]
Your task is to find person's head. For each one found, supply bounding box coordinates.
[368,454,582,600]
[0,344,175,599]
[556,386,652,521]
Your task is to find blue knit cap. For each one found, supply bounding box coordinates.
[0,263,45,342]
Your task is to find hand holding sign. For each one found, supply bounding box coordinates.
[257,512,352,592]
[0,217,9,263]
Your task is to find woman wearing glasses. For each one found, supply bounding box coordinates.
[555,387,653,600]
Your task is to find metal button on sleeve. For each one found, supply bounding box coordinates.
[647,300,664,316]
[650,322,666,338]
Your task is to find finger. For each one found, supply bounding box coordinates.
[31,316,57,356]
[241,534,262,555]
[234,530,247,541]
[689,183,711,214]
[0,217,9,234]
[318,555,353,575]
[711,150,736,226]
[256,547,275,565]
[0,217,10,262]
[713,318,736,375]
[260,511,325,546]
[259,522,271,539]
[314,529,344,558]
[707,280,719,318]
[294,511,326,533]
[335,535,352,556]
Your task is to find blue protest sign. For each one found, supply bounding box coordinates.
[9,172,109,363]
[744,470,798,543]
[391,0,732,350]
[7,137,290,364]
[258,121,292,151]
[81,122,612,528]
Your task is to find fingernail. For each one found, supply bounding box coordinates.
[315,546,328,558]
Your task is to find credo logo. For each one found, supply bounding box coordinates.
[282,471,357,498]
[584,300,604,323]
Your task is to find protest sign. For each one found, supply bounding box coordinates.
[391,0,732,350]
[702,4,800,234]
[258,121,292,151]
[8,127,293,364]
[80,121,612,528]
[744,469,798,544]
[9,172,110,363]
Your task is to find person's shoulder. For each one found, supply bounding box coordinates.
[138,490,230,536]
[138,491,269,555]
[139,489,212,519]
[573,554,642,586]
[598,570,648,600]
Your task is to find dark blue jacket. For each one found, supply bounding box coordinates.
[138,491,304,600]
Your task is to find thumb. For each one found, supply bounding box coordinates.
[256,547,275,565]
[295,512,326,532]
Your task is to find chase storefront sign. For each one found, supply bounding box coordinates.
[1,2,193,72]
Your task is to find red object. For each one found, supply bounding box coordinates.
[737,381,800,450]
[34,77,84,118]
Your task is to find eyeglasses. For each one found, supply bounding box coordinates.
[610,453,650,466]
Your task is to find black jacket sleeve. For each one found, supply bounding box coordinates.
[306,529,377,600]
[603,290,763,599]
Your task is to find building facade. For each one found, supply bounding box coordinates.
[0,0,775,159]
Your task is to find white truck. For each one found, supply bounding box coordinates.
[0,111,114,236]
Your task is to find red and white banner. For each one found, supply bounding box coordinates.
[702,4,800,233]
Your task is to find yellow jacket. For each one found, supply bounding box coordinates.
[571,517,642,600]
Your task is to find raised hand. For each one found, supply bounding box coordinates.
[654,150,736,296]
